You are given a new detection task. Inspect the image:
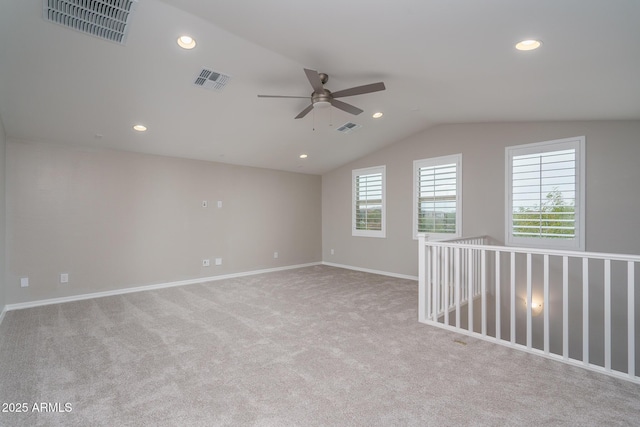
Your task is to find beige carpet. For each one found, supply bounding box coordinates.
[0,265,639,426]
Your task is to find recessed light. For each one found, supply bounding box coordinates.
[177,35,196,49]
[372,112,383,119]
[515,39,542,51]
[133,124,147,132]
[299,154,308,159]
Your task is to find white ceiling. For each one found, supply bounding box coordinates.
[1,1,639,175]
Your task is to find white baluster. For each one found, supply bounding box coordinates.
[628,261,635,378]
[583,257,589,366]
[433,246,439,322]
[468,248,474,333]
[604,259,611,371]
[496,251,501,342]
[456,247,461,329]
[444,247,449,326]
[510,252,516,345]
[544,254,549,354]
[481,249,486,337]
[563,256,569,360]
[527,253,532,350]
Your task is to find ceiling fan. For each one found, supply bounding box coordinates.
[258,68,386,119]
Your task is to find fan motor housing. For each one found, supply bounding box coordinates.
[312,90,332,106]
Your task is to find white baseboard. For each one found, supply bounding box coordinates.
[4,262,321,312]
[322,262,418,281]
[0,306,6,326]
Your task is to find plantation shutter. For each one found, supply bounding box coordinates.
[352,165,386,238]
[355,172,383,231]
[417,162,458,234]
[511,148,576,239]
[413,154,461,239]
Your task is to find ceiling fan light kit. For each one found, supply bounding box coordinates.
[258,68,386,119]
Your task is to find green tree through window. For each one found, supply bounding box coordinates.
[512,188,576,238]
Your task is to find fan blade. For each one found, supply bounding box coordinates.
[258,95,310,99]
[295,104,314,119]
[331,82,386,98]
[304,68,326,94]
[330,99,363,115]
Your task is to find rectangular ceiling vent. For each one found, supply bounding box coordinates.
[336,122,362,134]
[43,0,138,45]
[193,68,232,91]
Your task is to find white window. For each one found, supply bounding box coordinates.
[505,136,585,250]
[352,165,386,238]
[413,154,462,240]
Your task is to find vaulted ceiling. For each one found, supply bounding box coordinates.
[1,1,639,174]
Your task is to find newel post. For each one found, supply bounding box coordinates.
[418,233,427,323]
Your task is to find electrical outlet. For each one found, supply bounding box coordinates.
[20,277,29,288]
[273,251,278,259]
[60,273,69,283]
[330,249,335,255]
[217,200,222,208]
[215,258,222,266]
[202,259,210,267]
[202,200,208,208]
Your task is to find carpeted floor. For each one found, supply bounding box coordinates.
[0,265,639,426]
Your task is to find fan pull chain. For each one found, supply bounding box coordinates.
[312,108,316,131]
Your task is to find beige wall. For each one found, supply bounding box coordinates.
[0,117,5,313]
[4,121,639,305]
[322,120,640,276]
[5,140,321,304]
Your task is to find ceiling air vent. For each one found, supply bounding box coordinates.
[193,68,231,91]
[336,122,362,134]
[43,0,138,45]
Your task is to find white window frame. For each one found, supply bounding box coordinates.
[413,154,462,240]
[352,165,386,238]
[505,136,585,251]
